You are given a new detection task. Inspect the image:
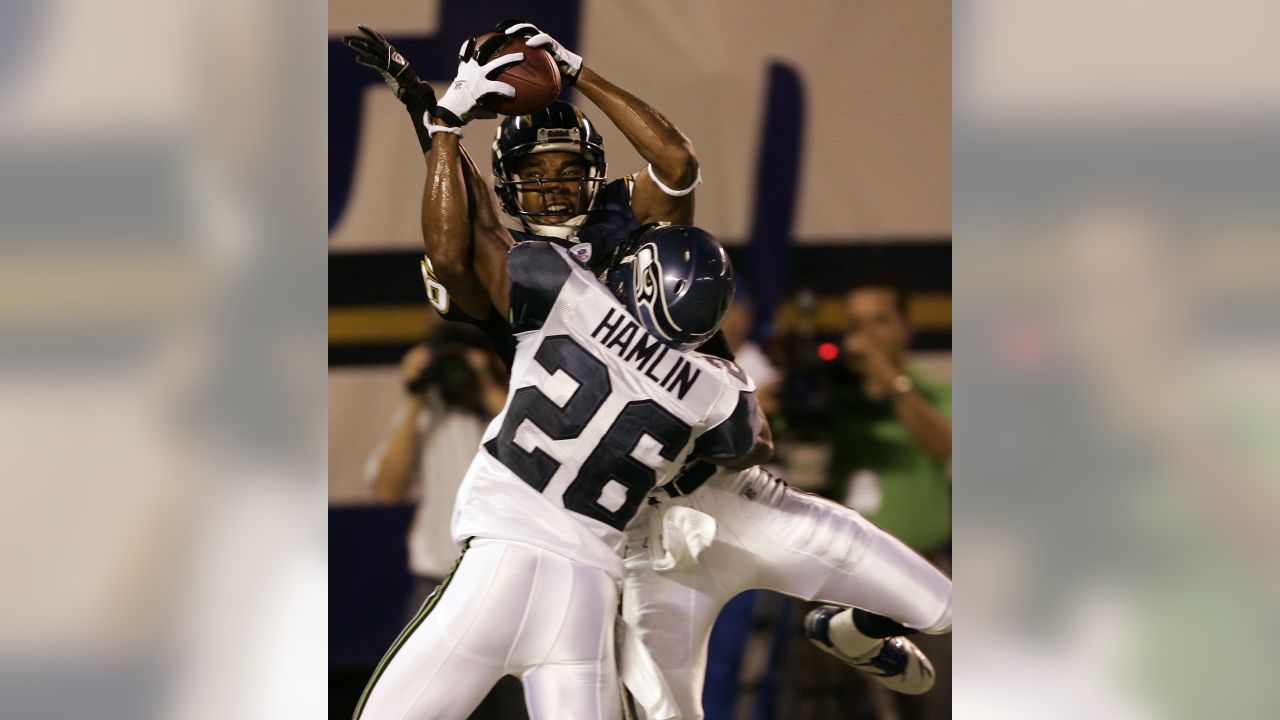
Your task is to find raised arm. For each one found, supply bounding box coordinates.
[457,144,516,317]
[420,133,495,318]
[574,67,699,224]
[494,20,700,225]
[343,27,511,318]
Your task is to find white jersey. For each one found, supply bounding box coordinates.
[452,242,759,580]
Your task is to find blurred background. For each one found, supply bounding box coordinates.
[328,2,951,719]
[0,0,327,718]
[953,2,1280,719]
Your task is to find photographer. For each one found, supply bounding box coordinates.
[822,272,952,720]
[824,274,951,551]
[364,324,508,609]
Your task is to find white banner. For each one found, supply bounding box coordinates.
[328,0,950,251]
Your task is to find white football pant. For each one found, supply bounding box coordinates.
[621,466,952,720]
[356,539,623,720]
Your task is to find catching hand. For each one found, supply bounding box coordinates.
[434,36,524,126]
[494,19,583,85]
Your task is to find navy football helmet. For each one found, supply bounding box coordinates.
[492,100,608,240]
[606,224,735,351]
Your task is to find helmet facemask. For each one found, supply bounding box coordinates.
[507,147,604,239]
[494,119,607,241]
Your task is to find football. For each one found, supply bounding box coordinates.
[475,32,562,116]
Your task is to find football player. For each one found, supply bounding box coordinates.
[481,19,701,255]
[349,187,768,718]
[345,29,771,720]
[619,462,951,719]
[342,19,700,314]
[344,22,951,720]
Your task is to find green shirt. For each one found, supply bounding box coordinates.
[823,365,951,554]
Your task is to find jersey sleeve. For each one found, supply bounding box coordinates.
[698,331,735,362]
[692,389,763,463]
[507,241,572,332]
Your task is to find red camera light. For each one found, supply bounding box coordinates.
[818,342,839,362]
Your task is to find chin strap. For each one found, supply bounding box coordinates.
[520,212,589,241]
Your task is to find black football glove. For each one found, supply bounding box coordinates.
[343,25,438,152]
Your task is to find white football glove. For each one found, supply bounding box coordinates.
[496,20,583,84]
[434,37,524,126]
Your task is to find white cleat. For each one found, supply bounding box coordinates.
[804,605,936,695]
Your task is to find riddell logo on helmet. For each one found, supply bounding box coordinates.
[536,128,580,142]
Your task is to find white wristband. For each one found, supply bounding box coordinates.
[646,163,701,197]
[426,120,463,137]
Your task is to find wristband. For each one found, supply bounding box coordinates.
[431,107,465,129]
[646,163,701,197]
[427,122,464,138]
[406,110,434,154]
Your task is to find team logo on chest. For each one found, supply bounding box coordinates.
[568,242,593,264]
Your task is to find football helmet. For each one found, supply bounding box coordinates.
[492,100,607,240]
[606,224,735,351]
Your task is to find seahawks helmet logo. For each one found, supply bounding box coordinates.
[631,243,684,341]
[634,244,660,304]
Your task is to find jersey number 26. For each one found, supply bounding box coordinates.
[484,335,691,530]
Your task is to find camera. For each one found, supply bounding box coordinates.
[406,345,482,410]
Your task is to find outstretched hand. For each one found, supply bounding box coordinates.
[342,26,435,112]
[343,26,438,151]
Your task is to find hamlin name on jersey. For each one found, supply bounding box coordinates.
[452,242,758,580]
[589,307,702,401]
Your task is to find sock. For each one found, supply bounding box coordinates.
[827,609,883,658]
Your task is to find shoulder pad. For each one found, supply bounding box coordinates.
[508,242,573,332]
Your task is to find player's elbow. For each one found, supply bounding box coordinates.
[651,139,699,191]
[714,437,774,472]
[424,245,470,287]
